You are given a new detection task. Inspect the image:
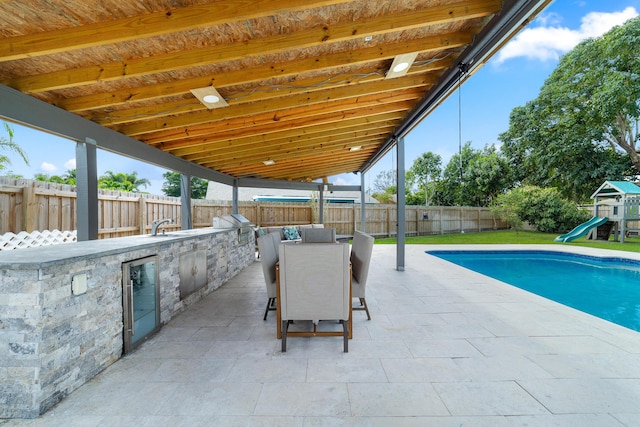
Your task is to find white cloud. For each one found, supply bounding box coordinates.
[534,11,563,27]
[64,158,76,169]
[331,176,358,186]
[496,6,639,63]
[40,162,57,172]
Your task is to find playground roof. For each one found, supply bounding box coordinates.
[591,181,640,199]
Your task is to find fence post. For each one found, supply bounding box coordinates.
[255,203,261,226]
[22,186,37,232]
[139,196,147,235]
[352,204,357,233]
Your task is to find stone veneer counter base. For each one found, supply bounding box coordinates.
[0,227,255,419]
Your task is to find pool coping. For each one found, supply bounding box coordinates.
[424,244,640,332]
[426,246,640,266]
[422,243,640,261]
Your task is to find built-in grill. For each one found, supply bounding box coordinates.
[213,214,252,244]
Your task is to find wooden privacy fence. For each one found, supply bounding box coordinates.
[0,177,508,239]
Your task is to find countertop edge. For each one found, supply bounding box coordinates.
[0,228,236,269]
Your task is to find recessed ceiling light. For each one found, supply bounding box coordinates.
[203,94,220,103]
[190,86,229,109]
[263,160,276,165]
[349,146,362,152]
[392,62,410,73]
[385,52,419,79]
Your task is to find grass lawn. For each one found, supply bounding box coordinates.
[374,230,640,253]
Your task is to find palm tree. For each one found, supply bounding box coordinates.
[63,169,77,185]
[0,122,29,172]
[99,170,150,192]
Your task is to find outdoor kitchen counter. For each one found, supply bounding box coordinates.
[0,226,255,419]
[0,227,233,269]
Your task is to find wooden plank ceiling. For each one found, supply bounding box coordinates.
[1,0,518,184]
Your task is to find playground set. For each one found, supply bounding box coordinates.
[555,181,640,243]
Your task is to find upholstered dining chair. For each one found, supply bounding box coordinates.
[257,232,281,320]
[300,227,336,243]
[279,243,351,352]
[350,230,374,320]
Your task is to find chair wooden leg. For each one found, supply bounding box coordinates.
[281,320,288,352]
[342,320,349,352]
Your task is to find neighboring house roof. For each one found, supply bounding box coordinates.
[206,182,378,204]
[591,181,640,199]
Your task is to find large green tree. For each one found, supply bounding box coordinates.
[0,122,29,172]
[371,169,396,194]
[371,169,397,204]
[432,142,476,206]
[407,152,442,206]
[500,16,640,202]
[161,171,208,199]
[431,143,514,207]
[462,145,513,207]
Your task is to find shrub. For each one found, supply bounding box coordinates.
[490,189,525,232]
[491,186,590,233]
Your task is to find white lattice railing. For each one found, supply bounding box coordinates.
[0,230,77,251]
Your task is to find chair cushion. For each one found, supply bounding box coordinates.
[282,226,301,240]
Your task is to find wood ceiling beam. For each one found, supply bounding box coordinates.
[177,122,395,161]
[55,33,467,113]
[194,131,392,168]
[166,114,402,156]
[226,160,363,180]
[201,141,387,173]
[229,152,375,181]
[116,75,433,136]
[150,102,411,163]
[225,159,373,180]
[0,0,352,62]
[239,150,375,174]
[3,0,496,91]
[92,60,449,126]
[137,90,420,146]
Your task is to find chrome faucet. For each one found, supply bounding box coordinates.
[151,218,174,236]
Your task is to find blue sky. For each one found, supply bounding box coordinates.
[2,0,639,195]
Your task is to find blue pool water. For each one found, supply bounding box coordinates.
[427,250,640,332]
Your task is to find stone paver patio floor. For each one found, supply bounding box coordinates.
[8,244,640,426]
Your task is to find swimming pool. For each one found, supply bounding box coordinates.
[427,250,640,332]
